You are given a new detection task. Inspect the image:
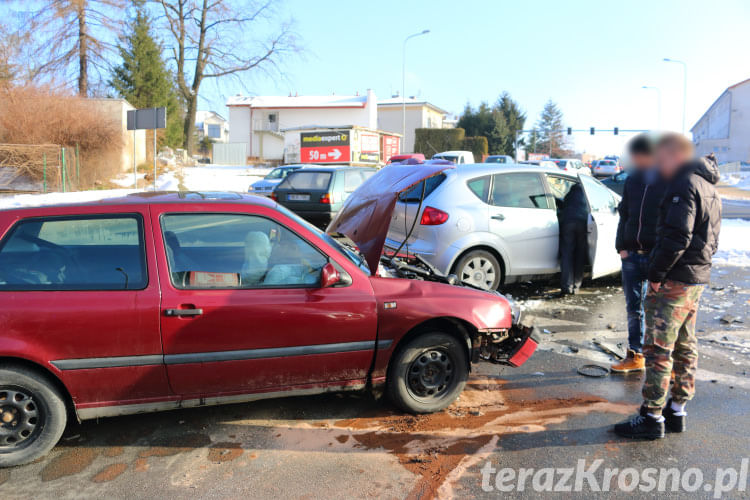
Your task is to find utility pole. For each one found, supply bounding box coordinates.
[402,29,430,153]
[663,58,687,134]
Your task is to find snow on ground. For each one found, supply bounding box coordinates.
[714,218,750,267]
[3,164,273,210]
[721,170,750,191]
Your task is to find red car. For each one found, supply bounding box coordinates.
[0,164,536,466]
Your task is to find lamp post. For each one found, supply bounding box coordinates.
[402,29,430,152]
[641,85,662,130]
[663,58,687,134]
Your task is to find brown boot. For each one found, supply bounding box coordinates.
[611,349,645,373]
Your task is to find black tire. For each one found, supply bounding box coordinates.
[387,332,469,414]
[0,365,67,467]
[454,249,502,291]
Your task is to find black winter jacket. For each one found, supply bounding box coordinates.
[561,183,589,223]
[648,155,722,284]
[615,170,667,252]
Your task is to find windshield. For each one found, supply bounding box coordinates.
[398,174,446,203]
[264,168,286,180]
[486,156,508,163]
[278,171,332,191]
[274,204,370,274]
[435,155,458,163]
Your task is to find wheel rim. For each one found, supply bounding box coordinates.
[406,348,455,402]
[460,256,497,290]
[0,386,44,451]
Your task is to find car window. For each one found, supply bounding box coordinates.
[398,174,446,203]
[490,173,552,209]
[278,172,332,190]
[265,168,285,180]
[161,213,328,289]
[0,215,147,290]
[466,175,491,202]
[544,175,579,210]
[580,175,618,213]
[344,170,364,193]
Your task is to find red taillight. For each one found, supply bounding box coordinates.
[320,193,332,204]
[270,192,278,201]
[420,206,449,225]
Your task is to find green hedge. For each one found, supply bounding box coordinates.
[461,136,488,162]
[414,128,465,156]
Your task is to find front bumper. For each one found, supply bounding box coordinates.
[472,323,540,367]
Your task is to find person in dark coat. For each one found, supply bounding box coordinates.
[559,181,589,295]
[612,135,668,373]
[615,133,721,440]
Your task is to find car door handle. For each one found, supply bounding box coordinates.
[491,214,505,221]
[164,308,203,317]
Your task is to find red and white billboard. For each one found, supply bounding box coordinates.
[381,135,400,163]
[300,131,350,163]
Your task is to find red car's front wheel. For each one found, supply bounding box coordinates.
[387,332,468,414]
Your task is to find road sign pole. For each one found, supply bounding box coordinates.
[133,130,137,189]
[153,128,157,191]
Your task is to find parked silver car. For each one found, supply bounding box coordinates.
[384,164,622,290]
[591,159,622,178]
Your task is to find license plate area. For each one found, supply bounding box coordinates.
[288,194,310,201]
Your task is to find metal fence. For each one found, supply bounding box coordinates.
[718,161,742,175]
[212,143,248,165]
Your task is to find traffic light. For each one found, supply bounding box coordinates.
[614,127,619,135]
[567,127,572,135]
[590,127,595,135]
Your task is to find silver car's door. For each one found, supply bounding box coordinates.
[578,173,621,279]
[487,172,559,275]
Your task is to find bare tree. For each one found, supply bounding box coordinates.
[156,0,298,152]
[7,0,126,96]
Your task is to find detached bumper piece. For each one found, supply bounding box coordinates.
[474,324,540,367]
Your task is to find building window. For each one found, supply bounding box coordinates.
[207,124,222,139]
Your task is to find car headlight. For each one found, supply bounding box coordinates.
[504,294,522,325]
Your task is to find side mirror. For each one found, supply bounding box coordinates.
[320,263,340,288]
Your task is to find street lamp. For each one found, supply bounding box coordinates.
[641,85,662,130]
[402,29,430,153]
[663,58,687,134]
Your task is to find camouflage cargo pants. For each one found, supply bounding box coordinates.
[642,279,704,415]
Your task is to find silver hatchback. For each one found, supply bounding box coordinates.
[384,164,622,290]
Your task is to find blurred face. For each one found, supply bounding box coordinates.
[656,144,692,179]
[630,152,653,171]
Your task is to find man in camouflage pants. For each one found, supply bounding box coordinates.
[615,134,721,440]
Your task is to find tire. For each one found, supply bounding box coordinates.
[454,249,502,291]
[0,365,67,467]
[387,332,469,414]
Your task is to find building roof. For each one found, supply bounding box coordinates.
[195,110,227,123]
[226,94,368,108]
[377,96,448,114]
[691,77,750,132]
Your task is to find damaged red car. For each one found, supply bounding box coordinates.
[0,163,537,466]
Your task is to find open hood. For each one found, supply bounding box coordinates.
[326,163,454,273]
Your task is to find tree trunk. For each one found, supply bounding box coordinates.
[77,4,88,96]
[183,93,197,153]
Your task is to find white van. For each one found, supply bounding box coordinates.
[432,150,475,164]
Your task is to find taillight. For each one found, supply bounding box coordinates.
[270,192,278,201]
[320,193,332,204]
[420,206,449,225]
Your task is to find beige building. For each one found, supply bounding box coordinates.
[195,111,229,143]
[691,77,750,163]
[377,97,448,153]
[85,98,147,171]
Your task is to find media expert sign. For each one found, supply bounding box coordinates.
[300,131,350,163]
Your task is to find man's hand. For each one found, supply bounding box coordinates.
[619,250,629,259]
[649,281,661,293]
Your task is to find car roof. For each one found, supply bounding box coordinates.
[0,191,278,212]
[286,166,376,173]
[447,163,578,178]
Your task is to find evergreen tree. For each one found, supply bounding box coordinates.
[110,3,183,147]
[534,100,569,158]
[457,93,526,156]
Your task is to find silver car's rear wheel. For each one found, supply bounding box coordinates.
[455,250,501,290]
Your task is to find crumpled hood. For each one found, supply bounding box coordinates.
[688,154,720,185]
[326,163,453,272]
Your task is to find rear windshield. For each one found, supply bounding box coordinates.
[600,160,616,166]
[398,174,446,203]
[435,155,458,163]
[278,172,332,191]
[486,156,508,163]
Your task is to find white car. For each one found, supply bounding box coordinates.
[592,159,622,178]
[552,158,591,175]
[432,150,475,164]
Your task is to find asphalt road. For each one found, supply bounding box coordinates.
[2,265,749,499]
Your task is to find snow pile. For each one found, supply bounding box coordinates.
[0,189,137,209]
[181,165,269,191]
[721,171,750,191]
[713,218,750,267]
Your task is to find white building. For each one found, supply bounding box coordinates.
[691,77,750,163]
[377,97,449,153]
[226,91,377,162]
[195,111,229,143]
[85,98,146,171]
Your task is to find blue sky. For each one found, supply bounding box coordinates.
[198,0,750,155]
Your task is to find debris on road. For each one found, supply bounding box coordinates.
[593,339,626,360]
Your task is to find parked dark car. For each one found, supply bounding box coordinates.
[601,170,628,195]
[272,166,377,227]
[0,178,537,466]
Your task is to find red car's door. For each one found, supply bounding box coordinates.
[150,203,378,397]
